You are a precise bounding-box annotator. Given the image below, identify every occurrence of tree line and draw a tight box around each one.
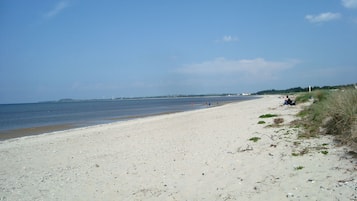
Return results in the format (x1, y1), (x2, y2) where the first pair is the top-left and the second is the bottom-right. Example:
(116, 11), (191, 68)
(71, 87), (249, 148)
(255, 84), (356, 95)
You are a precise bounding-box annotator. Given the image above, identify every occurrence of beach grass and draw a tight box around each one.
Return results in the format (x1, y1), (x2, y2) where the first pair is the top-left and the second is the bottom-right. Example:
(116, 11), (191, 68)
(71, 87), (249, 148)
(295, 93), (311, 103)
(295, 90), (330, 104)
(249, 137), (261, 142)
(295, 88), (357, 149)
(259, 114), (278, 118)
(321, 150), (329, 155)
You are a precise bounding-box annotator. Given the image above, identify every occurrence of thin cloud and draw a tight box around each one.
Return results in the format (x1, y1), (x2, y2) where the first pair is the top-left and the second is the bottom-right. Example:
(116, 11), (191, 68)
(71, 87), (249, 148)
(223, 35), (239, 42)
(173, 58), (300, 92)
(177, 57), (299, 79)
(44, 1), (69, 19)
(342, 0), (357, 9)
(305, 12), (341, 23)
(216, 35), (239, 43)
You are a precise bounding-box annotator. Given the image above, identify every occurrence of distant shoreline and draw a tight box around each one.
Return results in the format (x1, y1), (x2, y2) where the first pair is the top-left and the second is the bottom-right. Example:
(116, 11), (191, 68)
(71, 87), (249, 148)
(1, 94), (251, 105)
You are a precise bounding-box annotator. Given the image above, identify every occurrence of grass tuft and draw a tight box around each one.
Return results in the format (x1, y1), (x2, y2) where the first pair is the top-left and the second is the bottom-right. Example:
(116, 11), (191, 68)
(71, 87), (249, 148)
(294, 166), (304, 170)
(259, 114), (278, 118)
(321, 151), (328, 155)
(249, 137), (261, 142)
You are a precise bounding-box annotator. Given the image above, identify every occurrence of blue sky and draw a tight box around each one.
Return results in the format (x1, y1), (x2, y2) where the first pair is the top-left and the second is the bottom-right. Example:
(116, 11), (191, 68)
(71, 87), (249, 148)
(1, 0), (357, 103)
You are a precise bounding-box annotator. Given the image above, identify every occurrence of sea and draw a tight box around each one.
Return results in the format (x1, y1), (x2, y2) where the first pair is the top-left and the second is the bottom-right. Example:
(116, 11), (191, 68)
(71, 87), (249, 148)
(0, 96), (258, 140)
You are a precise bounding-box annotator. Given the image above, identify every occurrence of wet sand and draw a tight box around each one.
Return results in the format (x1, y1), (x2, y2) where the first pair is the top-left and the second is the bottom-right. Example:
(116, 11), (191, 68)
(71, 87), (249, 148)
(0, 124), (74, 141)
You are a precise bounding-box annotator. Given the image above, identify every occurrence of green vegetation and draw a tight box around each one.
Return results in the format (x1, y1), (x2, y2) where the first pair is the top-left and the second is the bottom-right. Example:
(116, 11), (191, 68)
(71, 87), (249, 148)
(255, 84), (354, 95)
(295, 88), (357, 149)
(294, 93), (311, 103)
(295, 90), (330, 104)
(259, 114), (278, 118)
(257, 121), (266, 124)
(321, 151), (328, 155)
(249, 137), (261, 142)
(295, 90), (332, 137)
(294, 166), (304, 170)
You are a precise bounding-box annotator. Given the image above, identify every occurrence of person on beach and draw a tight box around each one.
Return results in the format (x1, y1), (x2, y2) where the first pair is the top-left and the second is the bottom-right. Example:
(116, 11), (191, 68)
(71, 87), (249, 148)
(284, 96), (295, 105)
(284, 96), (289, 105)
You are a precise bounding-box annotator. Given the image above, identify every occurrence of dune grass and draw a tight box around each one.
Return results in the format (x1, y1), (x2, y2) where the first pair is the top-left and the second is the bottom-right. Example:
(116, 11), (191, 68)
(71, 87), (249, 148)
(295, 88), (357, 149)
(295, 90), (330, 104)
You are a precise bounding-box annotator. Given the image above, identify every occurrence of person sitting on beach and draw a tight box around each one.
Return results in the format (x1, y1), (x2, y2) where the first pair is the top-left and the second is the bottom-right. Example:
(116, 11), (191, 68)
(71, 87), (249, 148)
(284, 96), (291, 105)
(284, 96), (295, 105)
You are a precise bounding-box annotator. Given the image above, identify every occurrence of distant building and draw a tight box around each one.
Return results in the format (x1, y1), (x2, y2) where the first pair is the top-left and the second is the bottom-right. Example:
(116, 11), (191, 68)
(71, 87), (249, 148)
(241, 93), (251, 96)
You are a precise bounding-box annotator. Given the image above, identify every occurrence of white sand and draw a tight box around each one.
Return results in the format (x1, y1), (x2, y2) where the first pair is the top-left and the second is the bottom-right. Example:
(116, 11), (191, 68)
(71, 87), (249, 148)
(0, 96), (356, 201)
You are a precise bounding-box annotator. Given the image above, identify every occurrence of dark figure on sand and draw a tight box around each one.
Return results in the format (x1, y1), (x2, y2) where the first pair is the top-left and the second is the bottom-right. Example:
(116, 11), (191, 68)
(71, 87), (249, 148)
(284, 96), (295, 105)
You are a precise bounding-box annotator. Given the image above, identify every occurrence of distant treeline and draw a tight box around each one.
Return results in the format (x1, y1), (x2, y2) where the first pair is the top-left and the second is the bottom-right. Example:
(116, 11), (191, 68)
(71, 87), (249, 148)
(255, 84), (356, 95)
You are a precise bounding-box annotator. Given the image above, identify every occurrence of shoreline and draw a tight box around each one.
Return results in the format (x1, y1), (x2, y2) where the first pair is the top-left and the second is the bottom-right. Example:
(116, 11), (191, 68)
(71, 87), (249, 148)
(0, 98), (257, 141)
(0, 96), (258, 141)
(0, 95), (356, 200)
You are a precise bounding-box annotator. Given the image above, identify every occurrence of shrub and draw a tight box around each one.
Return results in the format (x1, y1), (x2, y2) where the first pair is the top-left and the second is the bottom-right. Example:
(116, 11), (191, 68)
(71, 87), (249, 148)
(258, 121), (266, 124)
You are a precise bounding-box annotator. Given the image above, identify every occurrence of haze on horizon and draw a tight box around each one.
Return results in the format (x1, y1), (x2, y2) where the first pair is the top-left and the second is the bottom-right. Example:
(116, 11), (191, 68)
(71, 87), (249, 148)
(1, 0), (357, 104)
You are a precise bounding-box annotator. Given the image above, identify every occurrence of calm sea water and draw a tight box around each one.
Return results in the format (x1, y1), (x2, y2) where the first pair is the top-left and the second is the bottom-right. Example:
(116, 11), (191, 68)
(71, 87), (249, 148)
(0, 96), (257, 137)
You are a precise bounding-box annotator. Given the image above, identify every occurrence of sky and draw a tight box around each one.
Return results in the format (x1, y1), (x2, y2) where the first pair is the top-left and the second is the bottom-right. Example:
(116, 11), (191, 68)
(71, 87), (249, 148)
(1, 0), (357, 103)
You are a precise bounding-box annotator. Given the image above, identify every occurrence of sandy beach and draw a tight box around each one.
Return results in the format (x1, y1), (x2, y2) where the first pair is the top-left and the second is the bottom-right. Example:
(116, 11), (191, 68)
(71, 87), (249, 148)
(0, 96), (356, 201)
